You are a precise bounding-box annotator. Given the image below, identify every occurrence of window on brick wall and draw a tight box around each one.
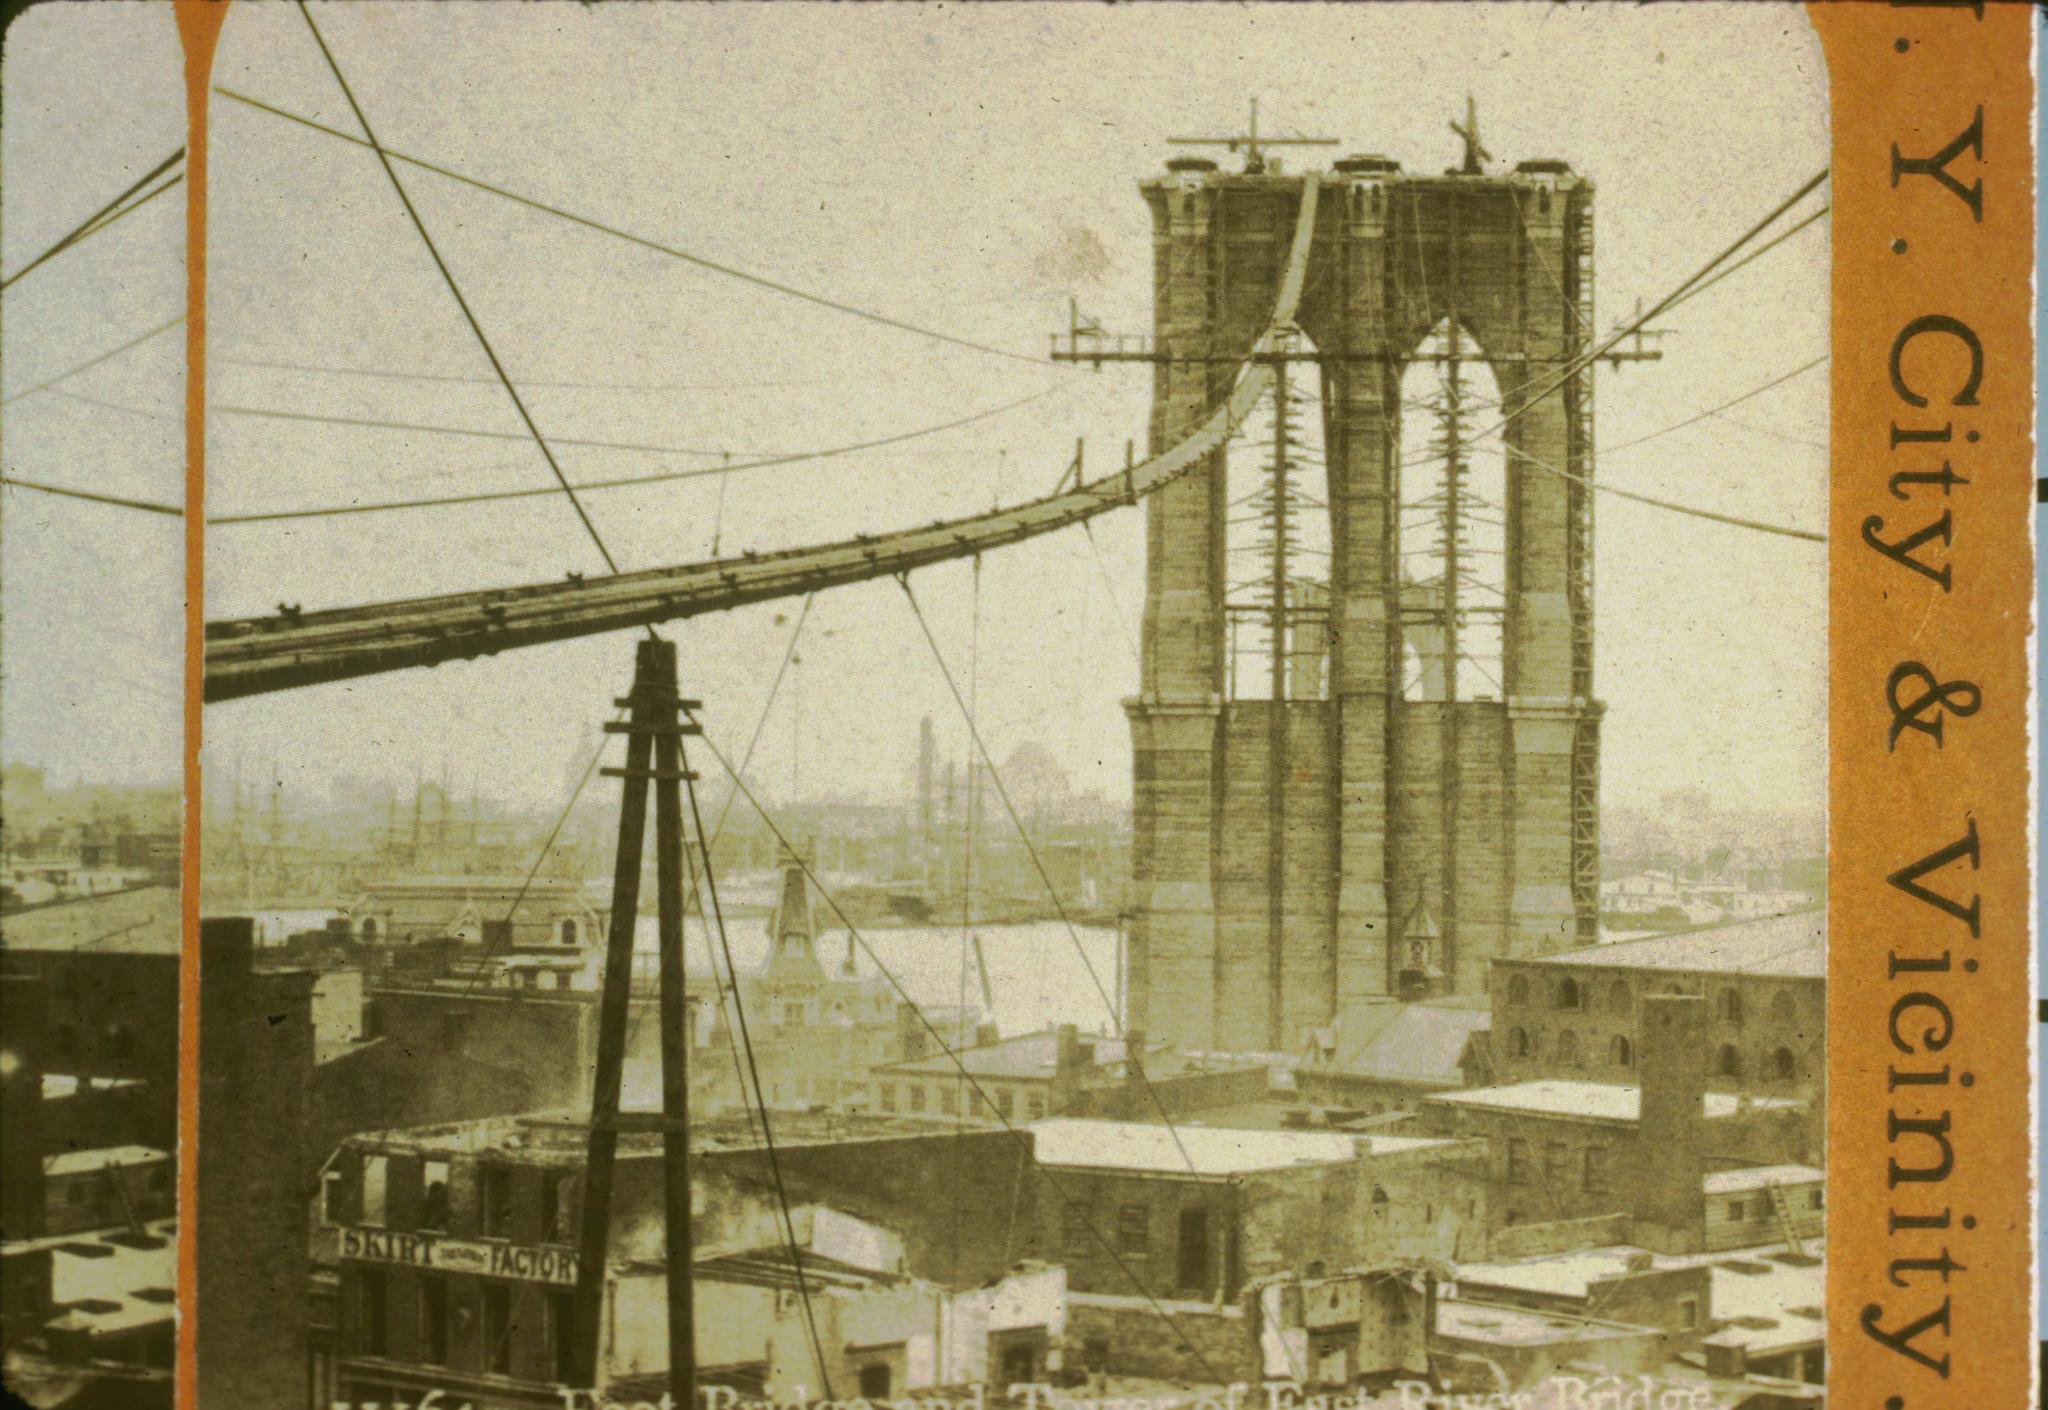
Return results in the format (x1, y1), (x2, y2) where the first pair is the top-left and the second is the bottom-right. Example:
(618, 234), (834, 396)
(542, 1171), (575, 1244)
(421, 1160), (450, 1232)
(481, 1165), (512, 1239)
(361, 1155), (389, 1228)
(1728, 1200), (1746, 1221)
(1583, 1147), (1609, 1194)
(358, 1269), (388, 1357)
(1543, 1143), (1566, 1184)
(880, 1082), (898, 1113)
(1506, 1139), (1530, 1182)
(909, 1084), (928, 1114)
(1116, 1204), (1149, 1254)
(1065, 1204), (1094, 1257)
(420, 1276), (450, 1365)
(547, 1288), (576, 1384)
(482, 1282), (512, 1374)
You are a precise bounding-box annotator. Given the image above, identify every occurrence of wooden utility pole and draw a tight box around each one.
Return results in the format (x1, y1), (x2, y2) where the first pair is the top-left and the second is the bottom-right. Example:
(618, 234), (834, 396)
(570, 636), (697, 1405)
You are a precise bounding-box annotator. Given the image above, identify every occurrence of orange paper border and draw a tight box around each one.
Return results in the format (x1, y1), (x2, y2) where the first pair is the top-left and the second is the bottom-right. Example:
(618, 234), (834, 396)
(174, 4), (225, 1409)
(1815, 4), (2036, 1408)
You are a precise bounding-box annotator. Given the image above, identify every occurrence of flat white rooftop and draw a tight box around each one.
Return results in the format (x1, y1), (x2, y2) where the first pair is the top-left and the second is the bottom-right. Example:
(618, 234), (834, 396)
(1428, 1080), (1801, 1122)
(1454, 1240), (1825, 1314)
(1029, 1118), (1453, 1175)
(1703, 1163), (1824, 1194)
(44, 1145), (169, 1178)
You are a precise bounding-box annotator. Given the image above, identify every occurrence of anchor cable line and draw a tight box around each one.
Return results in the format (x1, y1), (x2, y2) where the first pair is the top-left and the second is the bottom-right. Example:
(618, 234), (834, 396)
(690, 728), (1230, 1384)
(0, 477), (181, 517)
(222, 352), (826, 393)
(898, 574), (1203, 1176)
(2, 147), (185, 291)
(216, 84), (1060, 371)
(1, 314), (184, 406)
(206, 385), (1060, 524)
(292, 0), (621, 576)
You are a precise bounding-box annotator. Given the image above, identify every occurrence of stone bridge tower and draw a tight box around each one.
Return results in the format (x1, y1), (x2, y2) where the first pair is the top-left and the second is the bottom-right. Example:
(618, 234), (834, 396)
(1125, 148), (1602, 1053)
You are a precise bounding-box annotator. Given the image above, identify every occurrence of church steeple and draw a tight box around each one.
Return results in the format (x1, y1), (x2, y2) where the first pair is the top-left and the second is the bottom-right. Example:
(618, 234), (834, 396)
(761, 842), (826, 987)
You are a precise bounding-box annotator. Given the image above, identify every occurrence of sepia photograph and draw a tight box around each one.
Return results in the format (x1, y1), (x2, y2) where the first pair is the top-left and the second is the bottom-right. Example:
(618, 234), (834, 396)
(4, 4), (1845, 1408)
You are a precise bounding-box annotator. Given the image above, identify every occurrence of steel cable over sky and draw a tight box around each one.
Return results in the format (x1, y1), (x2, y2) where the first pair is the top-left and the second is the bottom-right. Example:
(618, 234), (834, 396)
(202, 176), (1323, 701)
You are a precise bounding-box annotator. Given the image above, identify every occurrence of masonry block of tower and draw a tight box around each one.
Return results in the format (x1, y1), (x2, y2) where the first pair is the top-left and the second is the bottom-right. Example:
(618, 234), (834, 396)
(1325, 169), (1400, 1012)
(1125, 150), (1603, 1051)
(1124, 167), (1226, 1047)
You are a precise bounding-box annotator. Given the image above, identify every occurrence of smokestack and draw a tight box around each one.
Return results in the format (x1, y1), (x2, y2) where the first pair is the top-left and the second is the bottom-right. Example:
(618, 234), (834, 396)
(897, 1001), (931, 1064)
(1634, 992), (1708, 1254)
(1052, 1024), (1083, 1115)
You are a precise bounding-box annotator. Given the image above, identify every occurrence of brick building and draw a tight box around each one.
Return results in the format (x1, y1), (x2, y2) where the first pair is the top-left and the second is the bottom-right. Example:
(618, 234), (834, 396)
(1292, 995), (1495, 1117)
(0, 887), (182, 1149)
(869, 1024), (1166, 1126)
(1418, 994), (1814, 1252)
(1486, 909), (1823, 1096)
(346, 873), (609, 955)
(312, 1108), (1040, 1407)
(1030, 1119), (1485, 1305)
(0, 902), (316, 1406)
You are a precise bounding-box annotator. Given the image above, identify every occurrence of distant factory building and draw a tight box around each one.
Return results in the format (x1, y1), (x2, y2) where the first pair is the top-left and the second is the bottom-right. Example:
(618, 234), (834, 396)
(344, 873), (609, 955)
(868, 1024), (1166, 1125)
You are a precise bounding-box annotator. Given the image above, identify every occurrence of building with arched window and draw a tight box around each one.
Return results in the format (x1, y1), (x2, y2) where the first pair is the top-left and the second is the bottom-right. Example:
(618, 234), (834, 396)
(344, 874), (608, 962)
(1487, 908), (1822, 1099)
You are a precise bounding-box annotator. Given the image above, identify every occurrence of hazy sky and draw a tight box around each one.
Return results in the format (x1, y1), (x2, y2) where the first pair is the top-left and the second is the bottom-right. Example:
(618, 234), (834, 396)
(2, 4), (185, 788)
(5, 3), (1828, 829)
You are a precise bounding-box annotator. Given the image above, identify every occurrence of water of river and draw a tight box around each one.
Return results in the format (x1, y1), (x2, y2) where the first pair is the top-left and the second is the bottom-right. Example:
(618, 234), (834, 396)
(246, 908), (1125, 1039)
(636, 913), (1125, 1039)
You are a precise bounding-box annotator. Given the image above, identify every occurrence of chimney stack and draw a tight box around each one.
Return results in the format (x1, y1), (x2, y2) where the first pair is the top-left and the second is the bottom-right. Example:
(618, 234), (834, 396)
(1052, 1023), (1083, 1114)
(1633, 992), (1708, 1254)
